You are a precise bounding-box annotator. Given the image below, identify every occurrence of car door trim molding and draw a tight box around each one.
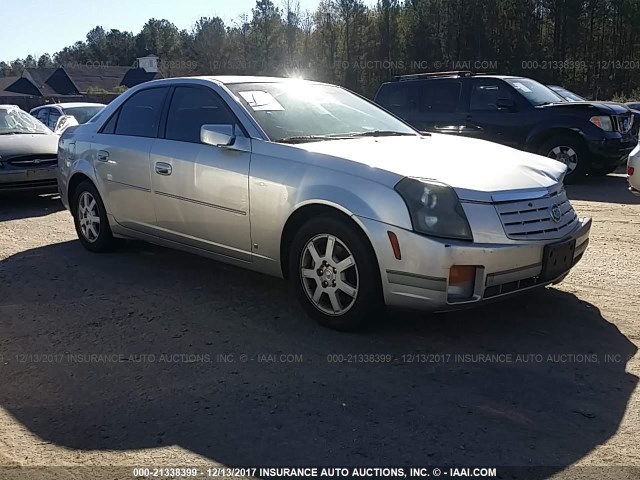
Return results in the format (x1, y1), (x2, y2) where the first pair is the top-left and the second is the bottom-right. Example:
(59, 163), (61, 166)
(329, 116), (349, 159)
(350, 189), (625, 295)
(153, 190), (247, 216)
(106, 179), (151, 192)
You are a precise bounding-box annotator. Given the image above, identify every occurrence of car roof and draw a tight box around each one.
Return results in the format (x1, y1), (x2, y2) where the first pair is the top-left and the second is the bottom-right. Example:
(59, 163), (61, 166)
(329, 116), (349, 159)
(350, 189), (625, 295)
(133, 75), (328, 88)
(388, 74), (525, 84)
(0, 104), (21, 110)
(33, 102), (106, 110)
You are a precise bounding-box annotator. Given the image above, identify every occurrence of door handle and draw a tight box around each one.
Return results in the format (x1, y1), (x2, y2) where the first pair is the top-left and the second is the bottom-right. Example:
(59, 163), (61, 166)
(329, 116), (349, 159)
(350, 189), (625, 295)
(97, 150), (109, 162)
(155, 162), (172, 176)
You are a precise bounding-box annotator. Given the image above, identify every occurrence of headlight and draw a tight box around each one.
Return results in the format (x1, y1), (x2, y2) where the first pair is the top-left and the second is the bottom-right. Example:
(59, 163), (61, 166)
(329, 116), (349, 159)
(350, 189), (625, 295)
(395, 177), (473, 241)
(590, 115), (614, 131)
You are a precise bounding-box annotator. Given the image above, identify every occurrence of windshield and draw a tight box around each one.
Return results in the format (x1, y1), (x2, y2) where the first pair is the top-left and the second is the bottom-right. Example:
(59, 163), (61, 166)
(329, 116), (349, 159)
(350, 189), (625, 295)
(550, 86), (585, 102)
(0, 108), (50, 135)
(227, 81), (416, 142)
(63, 106), (104, 124)
(505, 78), (565, 106)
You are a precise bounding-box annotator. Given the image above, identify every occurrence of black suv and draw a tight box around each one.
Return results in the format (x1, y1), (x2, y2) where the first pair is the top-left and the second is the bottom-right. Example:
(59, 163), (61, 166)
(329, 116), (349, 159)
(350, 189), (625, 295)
(375, 71), (639, 181)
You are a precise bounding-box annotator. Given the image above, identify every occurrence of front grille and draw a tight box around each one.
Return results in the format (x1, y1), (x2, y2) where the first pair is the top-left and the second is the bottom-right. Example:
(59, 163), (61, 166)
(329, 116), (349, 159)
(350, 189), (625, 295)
(612, 114), (634, 133)
(494, 185), (578, 241)
(0, 179), (58, 191)
(4, 154), (58, 168)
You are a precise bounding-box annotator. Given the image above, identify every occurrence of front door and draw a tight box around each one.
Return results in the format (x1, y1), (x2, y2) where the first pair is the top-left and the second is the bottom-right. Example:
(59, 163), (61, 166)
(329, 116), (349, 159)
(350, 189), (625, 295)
(149, 85), (252, 261)
(463, 79), (526, 146)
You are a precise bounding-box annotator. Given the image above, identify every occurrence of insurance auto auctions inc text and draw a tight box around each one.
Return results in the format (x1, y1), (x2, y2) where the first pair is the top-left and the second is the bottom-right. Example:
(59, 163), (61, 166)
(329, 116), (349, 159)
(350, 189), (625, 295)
(257, 467), (497, 478)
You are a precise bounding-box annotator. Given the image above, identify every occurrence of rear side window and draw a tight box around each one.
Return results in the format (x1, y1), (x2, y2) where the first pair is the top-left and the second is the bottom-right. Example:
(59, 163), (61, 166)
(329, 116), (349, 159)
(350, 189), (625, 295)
(165, 86), (236, 143)
(420, 82), (461, 112)
(115, 88), (169, 138)
(470, 81), (514, 111)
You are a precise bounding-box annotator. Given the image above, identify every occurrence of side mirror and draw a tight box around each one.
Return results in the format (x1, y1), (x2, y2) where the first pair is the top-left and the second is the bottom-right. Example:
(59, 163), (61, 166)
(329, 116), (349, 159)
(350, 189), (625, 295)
(54, 115), (79, 135)
(496, 98), (516, 111)
(201, 124), (236, 147)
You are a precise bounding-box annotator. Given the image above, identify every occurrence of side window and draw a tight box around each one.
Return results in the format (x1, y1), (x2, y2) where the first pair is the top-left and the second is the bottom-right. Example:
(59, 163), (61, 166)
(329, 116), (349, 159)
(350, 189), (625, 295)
(48, 109), (61, 130)
(420, 82), (461, 113)
(386, 85), (408, 110)
(36, 109), (49, 126)
(115, 87), (169, 138)
(470, 81), (513, 111)
(165, 86), (236, 143)
(101, 111), (119, 135)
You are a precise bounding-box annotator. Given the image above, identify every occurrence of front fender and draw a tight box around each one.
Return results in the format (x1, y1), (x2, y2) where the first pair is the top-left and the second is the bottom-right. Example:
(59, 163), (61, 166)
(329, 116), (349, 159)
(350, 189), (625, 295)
(525, 117), (594, 151)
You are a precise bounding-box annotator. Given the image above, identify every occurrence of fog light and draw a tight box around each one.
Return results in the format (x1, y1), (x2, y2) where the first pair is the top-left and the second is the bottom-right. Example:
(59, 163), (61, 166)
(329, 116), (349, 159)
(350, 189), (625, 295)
(448, 265), (476, 302)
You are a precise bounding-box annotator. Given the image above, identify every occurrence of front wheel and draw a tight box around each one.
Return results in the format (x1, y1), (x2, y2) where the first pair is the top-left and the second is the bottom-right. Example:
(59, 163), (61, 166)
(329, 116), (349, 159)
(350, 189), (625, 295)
(539, 135), (589, 183)
(289, 216), (382, 331)
(72, 180), (118, 253)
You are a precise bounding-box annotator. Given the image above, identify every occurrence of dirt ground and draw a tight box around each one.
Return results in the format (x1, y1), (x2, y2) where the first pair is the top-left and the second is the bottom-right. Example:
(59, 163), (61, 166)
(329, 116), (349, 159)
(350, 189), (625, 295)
(0, 174), (638, 480)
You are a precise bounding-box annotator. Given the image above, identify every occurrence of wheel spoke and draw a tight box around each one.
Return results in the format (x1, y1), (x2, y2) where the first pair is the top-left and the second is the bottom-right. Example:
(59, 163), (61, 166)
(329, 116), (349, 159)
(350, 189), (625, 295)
(327, 289), (341, 313)
(88, 224), (99, 239)
(307, 242), (321, 267)
(88, 198), (96, 212)
(301, 268), (317, 279)
(89, 215), (100, 224)
(325, 235), (336, 262)
(337, 280), (357, 298)
(336, 255), (355, 273)
(312, 286), (323, 303)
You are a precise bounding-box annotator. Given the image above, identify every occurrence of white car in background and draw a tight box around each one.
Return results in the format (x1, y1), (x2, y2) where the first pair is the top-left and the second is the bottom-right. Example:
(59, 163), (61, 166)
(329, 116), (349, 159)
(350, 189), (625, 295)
(628, 143), (640, 196)
(30, 102), (105, 132)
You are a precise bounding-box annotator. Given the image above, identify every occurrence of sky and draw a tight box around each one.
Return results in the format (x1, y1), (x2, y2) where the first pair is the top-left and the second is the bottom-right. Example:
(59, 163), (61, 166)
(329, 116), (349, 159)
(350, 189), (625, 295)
(0, 0), (363, 61)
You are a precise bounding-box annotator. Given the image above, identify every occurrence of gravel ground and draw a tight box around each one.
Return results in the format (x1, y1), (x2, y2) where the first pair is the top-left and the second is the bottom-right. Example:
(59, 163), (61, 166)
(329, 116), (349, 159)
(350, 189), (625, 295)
(0, 174), (638, 480)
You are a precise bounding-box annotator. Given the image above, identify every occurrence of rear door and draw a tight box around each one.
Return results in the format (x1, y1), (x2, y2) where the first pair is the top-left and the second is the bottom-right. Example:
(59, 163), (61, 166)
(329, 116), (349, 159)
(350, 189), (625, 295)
(413, 80), (465, 134)
(93, 87), (169, 234)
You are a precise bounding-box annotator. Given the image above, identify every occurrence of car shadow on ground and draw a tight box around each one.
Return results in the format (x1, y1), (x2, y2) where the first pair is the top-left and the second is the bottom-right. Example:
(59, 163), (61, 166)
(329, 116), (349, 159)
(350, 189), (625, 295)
(0, 192), (64, 221)
(566, 174), (640, 204)
(0, 239), (637, 477)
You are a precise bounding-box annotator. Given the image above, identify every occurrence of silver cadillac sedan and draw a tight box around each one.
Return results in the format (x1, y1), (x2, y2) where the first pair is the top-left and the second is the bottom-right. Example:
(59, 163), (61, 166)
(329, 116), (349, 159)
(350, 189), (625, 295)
(57, 76), (591, 330)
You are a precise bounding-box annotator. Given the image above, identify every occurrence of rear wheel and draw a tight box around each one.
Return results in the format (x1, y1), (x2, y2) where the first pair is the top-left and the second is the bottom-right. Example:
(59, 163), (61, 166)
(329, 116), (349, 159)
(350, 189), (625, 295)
(289, 216), (382, 331)
(539, 135), (589, 183)
(72, 181), (118, 253)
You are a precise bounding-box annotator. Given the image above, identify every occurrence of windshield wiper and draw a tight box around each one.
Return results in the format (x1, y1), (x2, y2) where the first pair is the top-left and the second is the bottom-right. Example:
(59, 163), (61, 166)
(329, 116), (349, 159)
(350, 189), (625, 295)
(276, 131), (417, 144)
(341, 130), (417, 138)
(276, 135), (352, 144)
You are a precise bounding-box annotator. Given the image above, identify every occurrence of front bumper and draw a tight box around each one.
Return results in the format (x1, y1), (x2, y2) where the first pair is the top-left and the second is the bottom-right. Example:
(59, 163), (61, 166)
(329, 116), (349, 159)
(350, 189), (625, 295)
(0, 165), (58, 192)
(628, 145), (640, 196)
(587, 132), (637, 168)
(359, 216), (591, 311)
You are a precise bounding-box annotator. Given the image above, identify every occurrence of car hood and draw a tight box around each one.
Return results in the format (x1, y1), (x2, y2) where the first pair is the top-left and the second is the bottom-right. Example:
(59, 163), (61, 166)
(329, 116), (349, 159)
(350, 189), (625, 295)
(540, 101), (631, 115)
(295, 134), (565, 201)
(0, 134), (59, 157)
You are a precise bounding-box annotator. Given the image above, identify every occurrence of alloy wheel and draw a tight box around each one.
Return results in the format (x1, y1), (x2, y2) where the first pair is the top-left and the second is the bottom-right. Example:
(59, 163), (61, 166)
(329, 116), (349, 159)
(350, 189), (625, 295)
(548, 145), (578, 173)
(77, 191), (101, 243)
(300, 234), (359, 316)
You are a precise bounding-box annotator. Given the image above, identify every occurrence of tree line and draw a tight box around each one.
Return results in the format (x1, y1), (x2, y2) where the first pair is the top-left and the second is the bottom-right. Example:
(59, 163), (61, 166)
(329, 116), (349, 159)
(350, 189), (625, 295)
(2, 0), (640, 100)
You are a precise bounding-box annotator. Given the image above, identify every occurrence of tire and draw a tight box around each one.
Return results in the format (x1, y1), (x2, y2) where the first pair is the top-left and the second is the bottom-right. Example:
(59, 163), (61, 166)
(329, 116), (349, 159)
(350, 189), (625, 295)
(71, 180), (118, 253)
(289, 216), (382, 331)
(539, 135), (590, 184)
